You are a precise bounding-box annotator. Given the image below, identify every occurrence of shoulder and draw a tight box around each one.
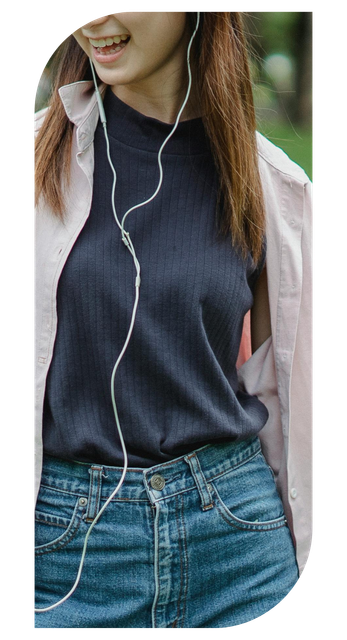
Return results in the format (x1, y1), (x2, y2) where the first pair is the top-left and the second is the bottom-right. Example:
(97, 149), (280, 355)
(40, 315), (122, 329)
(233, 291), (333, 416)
(34, 106), (50, 136)
(256, 131), (310, 186)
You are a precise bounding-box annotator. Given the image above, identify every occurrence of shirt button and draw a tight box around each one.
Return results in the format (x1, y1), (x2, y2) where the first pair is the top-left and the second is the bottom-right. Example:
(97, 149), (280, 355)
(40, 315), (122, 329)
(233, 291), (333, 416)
(290, 488), (297, 499)
(150, 474), (166, 491)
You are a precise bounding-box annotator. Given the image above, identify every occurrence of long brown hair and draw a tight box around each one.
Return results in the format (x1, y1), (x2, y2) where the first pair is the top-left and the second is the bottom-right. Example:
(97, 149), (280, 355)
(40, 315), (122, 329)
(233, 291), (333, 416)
(35, 12), (265, 264)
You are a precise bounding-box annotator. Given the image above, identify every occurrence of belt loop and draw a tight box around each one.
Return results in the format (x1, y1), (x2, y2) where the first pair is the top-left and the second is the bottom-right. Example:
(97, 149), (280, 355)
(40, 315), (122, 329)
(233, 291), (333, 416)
(184, 453), (214, 511)
(85, 465), (104, 522)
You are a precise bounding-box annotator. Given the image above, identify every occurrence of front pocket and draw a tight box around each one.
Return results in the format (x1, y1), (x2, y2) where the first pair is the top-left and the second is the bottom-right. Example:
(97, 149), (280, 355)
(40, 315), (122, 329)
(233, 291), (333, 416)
(209, 450), (287, 532)
(35, 486), (88, 555)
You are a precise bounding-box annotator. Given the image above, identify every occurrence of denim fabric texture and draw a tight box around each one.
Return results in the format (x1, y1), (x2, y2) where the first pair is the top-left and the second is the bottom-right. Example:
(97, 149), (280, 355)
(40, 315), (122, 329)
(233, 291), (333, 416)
(35, 437), (299, 628)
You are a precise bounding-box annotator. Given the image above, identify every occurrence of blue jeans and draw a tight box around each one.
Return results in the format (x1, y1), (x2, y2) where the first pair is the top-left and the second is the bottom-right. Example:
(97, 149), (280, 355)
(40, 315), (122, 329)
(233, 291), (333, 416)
(35, 437), (299, 628)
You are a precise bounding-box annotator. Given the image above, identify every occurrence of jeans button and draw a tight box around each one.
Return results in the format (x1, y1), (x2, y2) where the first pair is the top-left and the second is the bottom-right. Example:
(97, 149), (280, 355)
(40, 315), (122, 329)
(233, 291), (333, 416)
(79, 497), (88, 506)
(150, 474), (165, 491)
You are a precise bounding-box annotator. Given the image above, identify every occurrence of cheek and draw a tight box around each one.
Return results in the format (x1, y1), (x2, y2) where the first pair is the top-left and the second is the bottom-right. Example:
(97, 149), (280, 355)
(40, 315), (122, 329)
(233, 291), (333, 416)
(73, 31), (91, 57)
(122, 36), (159, 70)
(142, 36), (184, 71)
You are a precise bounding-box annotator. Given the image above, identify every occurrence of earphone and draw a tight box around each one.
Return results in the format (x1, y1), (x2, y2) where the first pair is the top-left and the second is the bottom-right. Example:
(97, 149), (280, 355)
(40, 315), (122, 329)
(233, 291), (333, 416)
(35, 12), (200, 613)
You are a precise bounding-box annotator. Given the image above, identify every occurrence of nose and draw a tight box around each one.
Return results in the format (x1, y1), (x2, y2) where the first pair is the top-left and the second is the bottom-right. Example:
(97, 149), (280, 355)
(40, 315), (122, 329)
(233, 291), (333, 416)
(82, 9), (127, 37)
(86, 15), (110, 27)
(82, 11), (121, 37)
(86, 9), (129, 26)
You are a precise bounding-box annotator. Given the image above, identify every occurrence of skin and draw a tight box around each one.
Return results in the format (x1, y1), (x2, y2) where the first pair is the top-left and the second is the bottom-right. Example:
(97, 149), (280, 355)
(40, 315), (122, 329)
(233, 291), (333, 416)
(73, 12), (200, 123)
(74, 12), (271, 353)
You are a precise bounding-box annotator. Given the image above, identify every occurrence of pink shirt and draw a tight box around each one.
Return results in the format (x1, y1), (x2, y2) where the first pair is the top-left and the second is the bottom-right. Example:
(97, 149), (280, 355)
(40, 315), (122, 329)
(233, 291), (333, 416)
(35, 80), (312, 575)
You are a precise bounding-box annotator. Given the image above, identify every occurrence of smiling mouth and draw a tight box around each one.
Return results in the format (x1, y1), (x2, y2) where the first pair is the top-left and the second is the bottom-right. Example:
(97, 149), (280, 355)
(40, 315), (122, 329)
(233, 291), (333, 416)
(89, 34), (130, 54)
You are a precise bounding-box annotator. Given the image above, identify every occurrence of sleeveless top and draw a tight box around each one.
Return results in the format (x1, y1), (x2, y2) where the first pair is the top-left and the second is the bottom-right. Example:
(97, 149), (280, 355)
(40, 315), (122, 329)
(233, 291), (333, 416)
(42, 87), (268, 467)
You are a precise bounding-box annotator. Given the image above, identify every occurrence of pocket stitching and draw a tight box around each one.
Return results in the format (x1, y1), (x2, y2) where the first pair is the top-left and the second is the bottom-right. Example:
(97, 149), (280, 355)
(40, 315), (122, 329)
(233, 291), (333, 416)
(211, 482), (287, 532)
(213, 487), (287, 531)
(35, 499), (86, 556)
(35, 511), (70, 529)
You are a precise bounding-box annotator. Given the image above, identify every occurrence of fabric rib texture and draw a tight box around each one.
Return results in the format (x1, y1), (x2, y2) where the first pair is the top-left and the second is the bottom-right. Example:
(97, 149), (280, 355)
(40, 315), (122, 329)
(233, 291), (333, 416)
(42, 87), (268, 467)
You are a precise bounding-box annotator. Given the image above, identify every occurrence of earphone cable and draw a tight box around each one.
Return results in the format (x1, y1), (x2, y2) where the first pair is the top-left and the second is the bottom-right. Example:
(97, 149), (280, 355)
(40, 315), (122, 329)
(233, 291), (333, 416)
(35, 12), (200, 613)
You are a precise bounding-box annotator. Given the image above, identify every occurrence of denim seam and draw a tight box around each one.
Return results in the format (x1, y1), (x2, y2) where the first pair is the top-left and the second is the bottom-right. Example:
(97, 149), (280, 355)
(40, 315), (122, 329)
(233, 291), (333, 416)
(193, 456), (214, 511)
(39, 484), (88, 499)
(186, 453), (214, 511)
(35, 515), (67, 530)
(148, 486), (197, 503)
(171, 495), (188, 629)
(101, 497), (151, 504)
(152, 502), (160, 628)
(85, 467), (103, 522)
(205, 447), (262, 483)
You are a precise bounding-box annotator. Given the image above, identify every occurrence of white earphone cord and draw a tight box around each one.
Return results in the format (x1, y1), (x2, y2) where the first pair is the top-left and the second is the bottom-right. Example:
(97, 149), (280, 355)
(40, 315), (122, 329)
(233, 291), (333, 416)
(35, 12), (200, 613)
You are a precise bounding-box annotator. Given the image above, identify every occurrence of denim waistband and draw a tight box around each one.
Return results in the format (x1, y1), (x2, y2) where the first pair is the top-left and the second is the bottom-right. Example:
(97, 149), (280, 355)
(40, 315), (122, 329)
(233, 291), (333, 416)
(40, 437), (262, 513)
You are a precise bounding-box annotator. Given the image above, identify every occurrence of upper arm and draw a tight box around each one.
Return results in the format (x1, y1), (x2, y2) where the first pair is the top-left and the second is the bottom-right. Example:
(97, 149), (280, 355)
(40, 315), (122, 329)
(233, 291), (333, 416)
(250, 264), (272, 354)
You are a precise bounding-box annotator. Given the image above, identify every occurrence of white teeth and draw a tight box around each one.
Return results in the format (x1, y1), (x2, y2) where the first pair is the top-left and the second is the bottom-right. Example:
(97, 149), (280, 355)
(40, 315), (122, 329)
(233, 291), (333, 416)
(97, 45), (123, 55)
(90, 37), (105, 47)
(89, 34), (129, 47)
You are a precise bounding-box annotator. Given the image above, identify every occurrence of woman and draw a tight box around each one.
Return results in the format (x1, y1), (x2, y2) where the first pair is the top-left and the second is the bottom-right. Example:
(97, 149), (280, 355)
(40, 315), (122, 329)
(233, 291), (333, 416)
(34, 12), (312, 628)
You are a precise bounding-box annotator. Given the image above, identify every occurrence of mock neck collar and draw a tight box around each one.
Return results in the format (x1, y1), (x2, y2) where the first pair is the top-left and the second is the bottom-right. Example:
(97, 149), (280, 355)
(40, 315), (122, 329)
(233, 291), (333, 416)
(102, 86), (209, 155)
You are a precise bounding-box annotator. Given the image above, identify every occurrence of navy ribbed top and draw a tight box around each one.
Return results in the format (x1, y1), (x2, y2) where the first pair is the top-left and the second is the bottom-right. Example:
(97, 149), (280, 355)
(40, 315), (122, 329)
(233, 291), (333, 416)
(42, 87), (268, 467)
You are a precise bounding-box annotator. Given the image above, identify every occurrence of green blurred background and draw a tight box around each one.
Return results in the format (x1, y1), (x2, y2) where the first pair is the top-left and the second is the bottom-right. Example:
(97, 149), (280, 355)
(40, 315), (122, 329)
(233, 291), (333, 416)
(244, 12), (312, 179)
(35, 12), (312, 180)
